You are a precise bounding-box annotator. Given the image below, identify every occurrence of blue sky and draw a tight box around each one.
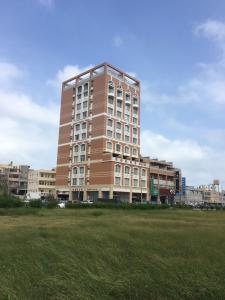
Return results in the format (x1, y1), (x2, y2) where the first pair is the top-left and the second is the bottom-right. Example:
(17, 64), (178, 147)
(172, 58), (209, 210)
(0, 0), (225, 187)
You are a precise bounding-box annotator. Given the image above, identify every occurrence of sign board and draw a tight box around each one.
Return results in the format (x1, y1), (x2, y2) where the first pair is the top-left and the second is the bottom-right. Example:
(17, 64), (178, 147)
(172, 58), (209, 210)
(150, 178), (159, 196)
(182, 177), (186, 195)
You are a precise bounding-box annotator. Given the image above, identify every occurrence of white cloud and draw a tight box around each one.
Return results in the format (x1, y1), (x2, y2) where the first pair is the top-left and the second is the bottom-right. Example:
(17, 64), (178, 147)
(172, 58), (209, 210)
(37, 0), (54, 9)
(195, 19), (225, 47)
(113, 35), (123, 48)
(0, 91), (58, 126)
(0, 62), (24, 86)
(141, 130), (225, 186)
(0, 61), (59, 169)
(142, 20), (225, 108)
(47, 64), (93, 91)
(140, 19), (225, 185)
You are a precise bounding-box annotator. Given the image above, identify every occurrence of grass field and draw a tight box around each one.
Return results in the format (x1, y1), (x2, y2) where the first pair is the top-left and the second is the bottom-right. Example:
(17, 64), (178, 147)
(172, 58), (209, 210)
(1, 208), (225, 300)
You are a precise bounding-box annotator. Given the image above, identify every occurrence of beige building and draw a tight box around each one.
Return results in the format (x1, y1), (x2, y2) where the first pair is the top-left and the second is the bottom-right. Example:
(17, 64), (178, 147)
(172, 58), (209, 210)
(0, 162), (29, 196)
(27, 169), (56, 198)
(56, 62), (181, 202)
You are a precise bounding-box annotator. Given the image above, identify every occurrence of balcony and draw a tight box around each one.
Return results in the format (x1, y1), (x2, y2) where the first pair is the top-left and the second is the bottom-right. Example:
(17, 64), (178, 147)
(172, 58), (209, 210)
(125, 96), (131, 104)
(108, 89), (114, 97)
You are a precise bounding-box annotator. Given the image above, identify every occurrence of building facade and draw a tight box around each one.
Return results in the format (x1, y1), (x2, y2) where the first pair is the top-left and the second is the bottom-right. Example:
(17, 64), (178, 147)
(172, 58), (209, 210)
(56, 63), (181, 202)
(0, 162), (29, 196)
(176, 186), (204, 205)
(27, 169), (56, 198)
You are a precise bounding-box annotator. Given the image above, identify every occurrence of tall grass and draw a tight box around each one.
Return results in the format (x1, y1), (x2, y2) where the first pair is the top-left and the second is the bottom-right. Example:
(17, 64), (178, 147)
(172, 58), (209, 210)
(0, 209), (225, 299)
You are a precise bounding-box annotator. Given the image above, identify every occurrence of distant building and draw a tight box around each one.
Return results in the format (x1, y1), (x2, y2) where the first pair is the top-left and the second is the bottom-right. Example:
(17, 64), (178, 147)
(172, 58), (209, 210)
(176, 186), (203, 205)
(176, 182), (223, 205)
(27, 169), (56, 198)
(0, 162), (29, 196)
(220, 191), (225, 204)
(55, 62), (182, 202)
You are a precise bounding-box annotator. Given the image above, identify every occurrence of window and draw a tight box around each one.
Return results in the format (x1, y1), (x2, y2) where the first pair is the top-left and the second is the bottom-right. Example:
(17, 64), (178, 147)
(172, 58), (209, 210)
(133, 117), (137, 124)
(74, 145), (79, 152)
(125, 114), (130, 122)
(108, 107), (113, 115)
(115, 177), (121, 185)
(125, 104), (130, 112)
(81, 144), (86, 152)
(133, 127), (138, 135)
(125, 166), (130, 174)
(125, 125), (130, 133)
(84, 83), (88, 91)
(125, 135), (130, 142)
(73, 156), (78, 163)
(77, 86), (82, 94)
(83, 101), (88, 109)
(117, 111), (122, 119)
(75, 124), (80, 131)
(133, 107), (138, 115)
(141, 180), (146, 188)
(80, 155), (85, 162)
(77, 103), (81, 110)
(108, 81), (114, 93)
(142, 169), (146, 177)
(124, 178), (130, 186)
(107, 142), (112, 150)
(117, 88), (122, 98)
(133, 168), (138, 175)
(116, 122), (121, 130)
(107, 130), (113, 138)
(73, 167), (78, 175)
(117, 100), (122, 108)
(75, 134), (79, 141)
(80, 167), (84, 174)
(107, 119), (113, 127)
(72, 178), (77, 186)
(116, 144), (121, 152)
(76, 113), (80, 120)
(125, 93), (130, 102)
(133, 148), (137, 156)
(133, 137), (137, 144)
(77, 94), (81, 100)
(79, 178), (84, 185)
(108, 96), (114, 105)
(82, 122), (86, 130)
(116, 132), (121, 140)
(82, 133), (86, 140)
(133, 179), (138, 187)
(83, 91), (88, 97)
(133, 97), (138, 105)
(115, 164), (121, 173)
(124, 146), (129, 154)
(83, 111), (87, 118)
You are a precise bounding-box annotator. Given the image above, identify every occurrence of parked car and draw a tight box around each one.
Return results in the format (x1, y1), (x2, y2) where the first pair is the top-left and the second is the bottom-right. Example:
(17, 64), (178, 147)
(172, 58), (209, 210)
(58, 201), (66, 208)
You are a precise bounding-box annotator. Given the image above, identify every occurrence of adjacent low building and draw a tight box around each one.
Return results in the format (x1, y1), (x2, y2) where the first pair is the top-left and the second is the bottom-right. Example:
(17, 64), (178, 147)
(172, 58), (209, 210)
(27, 169), (56, 199)
(0, 162), (29, 196)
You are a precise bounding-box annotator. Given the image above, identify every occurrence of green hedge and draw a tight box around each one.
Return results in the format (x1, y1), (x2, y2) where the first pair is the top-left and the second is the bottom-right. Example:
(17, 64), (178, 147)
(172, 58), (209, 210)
(0, 195), (24, 208)
(66, 202), (172, 209)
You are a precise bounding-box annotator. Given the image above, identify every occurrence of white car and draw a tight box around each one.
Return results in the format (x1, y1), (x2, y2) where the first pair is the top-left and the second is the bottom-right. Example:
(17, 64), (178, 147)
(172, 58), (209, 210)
(58, 202), (66, 208)
(82, 200), (94, 204)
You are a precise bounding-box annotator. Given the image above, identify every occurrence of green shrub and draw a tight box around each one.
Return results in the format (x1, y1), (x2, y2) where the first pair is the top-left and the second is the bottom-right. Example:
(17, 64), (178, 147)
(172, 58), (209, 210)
(45, 194), (58, 208)
(29, 199), (42, 208)
(0, 195), (24, 208)
(65, 202), (172, 210)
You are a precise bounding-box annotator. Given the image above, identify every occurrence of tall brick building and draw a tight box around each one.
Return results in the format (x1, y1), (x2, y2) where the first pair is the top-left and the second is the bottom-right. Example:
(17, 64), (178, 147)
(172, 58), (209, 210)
(56, 63), (181, 202)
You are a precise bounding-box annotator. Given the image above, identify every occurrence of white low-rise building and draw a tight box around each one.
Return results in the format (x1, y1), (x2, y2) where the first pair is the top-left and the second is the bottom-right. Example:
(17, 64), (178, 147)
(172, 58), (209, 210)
(27, 169), (55, 199)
